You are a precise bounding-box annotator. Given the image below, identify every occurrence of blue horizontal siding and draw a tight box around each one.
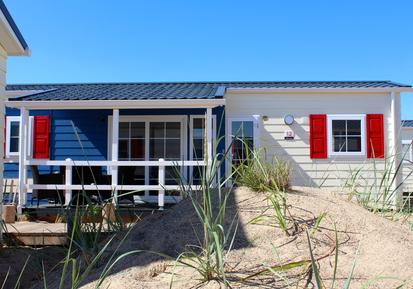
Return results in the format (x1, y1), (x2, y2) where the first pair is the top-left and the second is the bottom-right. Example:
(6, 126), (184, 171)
(50, 110), (110, 161)
(4, 107), (225, 179)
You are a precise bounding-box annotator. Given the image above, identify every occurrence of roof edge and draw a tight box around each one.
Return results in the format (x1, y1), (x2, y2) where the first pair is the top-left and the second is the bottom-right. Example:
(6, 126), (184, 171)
(0, 0), (28, 53)
(6, 80), (412, 87)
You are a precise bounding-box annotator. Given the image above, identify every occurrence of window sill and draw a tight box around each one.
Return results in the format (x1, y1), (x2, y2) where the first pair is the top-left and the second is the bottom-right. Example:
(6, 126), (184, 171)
(327, 155), (367, 162)
(5, 157), (19, 163)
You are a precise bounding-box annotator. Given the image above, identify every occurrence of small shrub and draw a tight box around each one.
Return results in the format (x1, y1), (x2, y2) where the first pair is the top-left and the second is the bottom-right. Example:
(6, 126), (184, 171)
(343, 152), (410, 215)
(235, 148), (291, 193)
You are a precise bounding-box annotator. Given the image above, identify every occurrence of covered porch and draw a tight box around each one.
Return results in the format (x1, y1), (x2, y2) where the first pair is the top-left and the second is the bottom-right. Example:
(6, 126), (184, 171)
(5, 98), (225, 214)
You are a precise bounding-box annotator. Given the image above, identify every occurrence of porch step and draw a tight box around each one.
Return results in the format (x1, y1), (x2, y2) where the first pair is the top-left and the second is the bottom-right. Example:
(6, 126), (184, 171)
(4, 222), (67, 246)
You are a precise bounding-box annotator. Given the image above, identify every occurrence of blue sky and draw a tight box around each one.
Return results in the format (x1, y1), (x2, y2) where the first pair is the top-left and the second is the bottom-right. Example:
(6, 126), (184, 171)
(4, 0), (413, 118)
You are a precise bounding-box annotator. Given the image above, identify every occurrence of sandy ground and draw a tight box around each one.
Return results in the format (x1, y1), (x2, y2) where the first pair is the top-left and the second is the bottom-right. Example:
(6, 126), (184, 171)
(0, 245), (66, 288)
(32, 186), (413, 289)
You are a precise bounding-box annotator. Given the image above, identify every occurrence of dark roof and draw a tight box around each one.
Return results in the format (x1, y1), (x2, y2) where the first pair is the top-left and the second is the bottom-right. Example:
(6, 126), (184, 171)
(0, 0), (28, 50)
(6, 81), (411, 101)
(402, 120), (413, 128)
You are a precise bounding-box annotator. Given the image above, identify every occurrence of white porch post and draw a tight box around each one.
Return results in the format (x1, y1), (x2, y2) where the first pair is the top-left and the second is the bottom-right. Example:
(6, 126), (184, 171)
(111, 109), (119, 204)
(206, 108), (213, 178)
(64, 158), (73, 206)
(17, 107), (29, 215)
(158, 158), (165, 210)
(390, 92), (402, 204)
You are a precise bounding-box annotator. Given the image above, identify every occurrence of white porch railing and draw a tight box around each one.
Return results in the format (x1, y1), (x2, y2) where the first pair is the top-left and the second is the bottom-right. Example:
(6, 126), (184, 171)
(24, 158), (206, 209)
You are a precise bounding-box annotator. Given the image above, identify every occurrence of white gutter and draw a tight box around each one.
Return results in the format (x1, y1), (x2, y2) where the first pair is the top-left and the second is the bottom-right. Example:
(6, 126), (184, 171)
(5, 98), (226, 110)
(226, 87), (413, 93)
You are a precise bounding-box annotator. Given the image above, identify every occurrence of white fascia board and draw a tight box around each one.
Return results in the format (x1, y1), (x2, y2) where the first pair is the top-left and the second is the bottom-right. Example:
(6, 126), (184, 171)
(0, 9), (28, 56)
(226, 87), (413, 93)
(5, 98), (226, 110)
(5, 90), (48, 99)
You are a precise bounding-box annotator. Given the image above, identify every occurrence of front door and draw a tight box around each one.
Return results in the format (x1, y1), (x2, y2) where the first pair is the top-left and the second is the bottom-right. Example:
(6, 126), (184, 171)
(227, 116), (259, 178)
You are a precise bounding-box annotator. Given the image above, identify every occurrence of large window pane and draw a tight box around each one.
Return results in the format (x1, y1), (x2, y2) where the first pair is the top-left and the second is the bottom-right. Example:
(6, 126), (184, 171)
(347, 137), (361, 152)
(150, 139), (164, 160)
(193, 118), (204, 139)
(10, 121), (19, 137)
(232, 121), (243, 137)
(347, 120), (361, 135)
(193, 139), (204, 160)
(119, 122), (129, 138)
(332, 120), (346, 136)
(10, 138), (19, 153)
(242, 122), (254, 138)
(119, 139), (129, 160)
(165, 139), (180, 159)
(333, 137), (346, 152)
(166, 122), (180, 138)
(130, 139), (145, 160)
(150, 122), (165, 138)
(131, 122), (145, 138)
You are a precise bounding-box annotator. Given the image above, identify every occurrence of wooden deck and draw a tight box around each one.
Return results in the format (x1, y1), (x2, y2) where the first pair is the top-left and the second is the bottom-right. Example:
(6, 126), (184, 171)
(4, 222), (67, 246)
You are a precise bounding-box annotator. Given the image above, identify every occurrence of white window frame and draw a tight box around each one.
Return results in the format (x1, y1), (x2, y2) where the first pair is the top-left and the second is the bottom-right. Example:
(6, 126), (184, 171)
(189, 115), (217, 182)
(402, 140), (413, 162)
(327, 114), (366, 157)
(108, 115), (187, 162)
(226, 115), (260, 179)
(189, 115), (217, 161)
(5, 116), (34, 159)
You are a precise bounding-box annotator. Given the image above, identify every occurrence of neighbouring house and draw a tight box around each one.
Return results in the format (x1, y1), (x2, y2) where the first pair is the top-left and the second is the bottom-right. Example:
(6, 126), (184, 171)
(4, 81), (413, 212)
(401, 120), (413, 206)
(0, 0), (29, 217)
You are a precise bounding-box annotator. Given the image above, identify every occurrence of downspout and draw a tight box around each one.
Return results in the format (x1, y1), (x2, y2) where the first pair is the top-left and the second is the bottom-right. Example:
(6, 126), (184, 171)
(390, 91), (403, 205)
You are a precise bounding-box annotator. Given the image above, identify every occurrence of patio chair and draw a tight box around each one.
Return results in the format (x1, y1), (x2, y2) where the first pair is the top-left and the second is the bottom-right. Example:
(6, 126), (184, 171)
(71, 166), (112, 204)
(30, 165), (65, 206)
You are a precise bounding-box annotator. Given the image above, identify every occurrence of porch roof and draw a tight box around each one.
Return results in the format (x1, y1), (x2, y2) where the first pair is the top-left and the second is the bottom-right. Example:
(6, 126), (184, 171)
(6, 80), (412, 102)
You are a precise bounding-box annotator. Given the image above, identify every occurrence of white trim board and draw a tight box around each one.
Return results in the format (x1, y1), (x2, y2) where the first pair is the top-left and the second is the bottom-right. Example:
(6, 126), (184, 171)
(6, 99), (226, 110)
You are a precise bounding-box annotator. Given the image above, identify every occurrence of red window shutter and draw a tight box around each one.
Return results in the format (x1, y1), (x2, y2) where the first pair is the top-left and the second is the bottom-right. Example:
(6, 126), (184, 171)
(33, 116), (50, 159)
(366, 114), (384, 158)
(309, 114), (327, 159)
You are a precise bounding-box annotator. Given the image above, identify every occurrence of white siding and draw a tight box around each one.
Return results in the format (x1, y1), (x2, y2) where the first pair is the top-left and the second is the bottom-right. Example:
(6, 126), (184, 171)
(226, 92), (394, 188)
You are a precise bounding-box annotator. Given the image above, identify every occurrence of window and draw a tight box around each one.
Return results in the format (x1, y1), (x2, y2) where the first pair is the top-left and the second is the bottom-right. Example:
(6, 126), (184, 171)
(327, 115), (366, 156)
(149, 122), (182, 189)
(402, 140), (413, 162)
(230, 119), (256, 166)
(149, 122), (181, 161)
(5, 116), (34, 158)
(6, 117), (20, 156)
(119, 122), (145, 161)
(110, 116), (185, 197)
